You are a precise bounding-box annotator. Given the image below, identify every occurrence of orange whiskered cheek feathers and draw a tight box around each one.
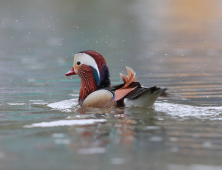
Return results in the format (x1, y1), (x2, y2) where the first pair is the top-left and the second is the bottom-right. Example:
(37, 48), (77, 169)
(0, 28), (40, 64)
(77, 65), (95, 80)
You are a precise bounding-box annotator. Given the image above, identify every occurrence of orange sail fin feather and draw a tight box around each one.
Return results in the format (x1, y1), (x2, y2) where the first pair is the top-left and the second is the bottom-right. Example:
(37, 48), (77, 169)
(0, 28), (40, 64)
(126, 66), (137, 82)
(119, 73), (128, 84)
(113, 67), (140, 102)
(122, 73), (136, 88)
(121, 67), (137, 89)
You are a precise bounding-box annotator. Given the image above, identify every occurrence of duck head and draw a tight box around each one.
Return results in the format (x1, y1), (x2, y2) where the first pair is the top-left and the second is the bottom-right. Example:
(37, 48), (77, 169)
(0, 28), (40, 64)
(65, 50), (111, 105)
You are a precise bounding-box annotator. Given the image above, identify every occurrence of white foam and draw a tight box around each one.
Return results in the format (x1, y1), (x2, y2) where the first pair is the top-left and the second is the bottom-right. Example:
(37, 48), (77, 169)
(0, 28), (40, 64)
(150, 136), (163, 142)
(155, 102), (222, 119)
(32, 102), (48, 105)
(47, 98), (78, 112)
(52, 133), (65, 138)
(77, 147), (106, 154)
(55, 139), (71, 145)
(8, 103), (25, 106)
(24, 119), (106, 128)
(144, 126), (160, 130)
(47, 99), (222, 120)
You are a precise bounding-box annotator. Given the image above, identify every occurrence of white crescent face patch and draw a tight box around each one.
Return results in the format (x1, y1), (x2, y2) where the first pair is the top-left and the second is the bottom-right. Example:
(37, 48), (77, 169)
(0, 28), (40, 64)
(74, 53), (100, 80)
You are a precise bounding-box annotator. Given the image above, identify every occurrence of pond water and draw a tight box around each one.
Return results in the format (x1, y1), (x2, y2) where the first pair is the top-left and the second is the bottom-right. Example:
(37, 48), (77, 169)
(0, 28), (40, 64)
(0, 0), (222, 170)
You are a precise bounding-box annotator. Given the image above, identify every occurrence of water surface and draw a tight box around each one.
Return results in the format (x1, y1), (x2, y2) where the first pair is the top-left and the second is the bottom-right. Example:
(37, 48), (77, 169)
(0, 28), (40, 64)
(0, 0), (222, 170)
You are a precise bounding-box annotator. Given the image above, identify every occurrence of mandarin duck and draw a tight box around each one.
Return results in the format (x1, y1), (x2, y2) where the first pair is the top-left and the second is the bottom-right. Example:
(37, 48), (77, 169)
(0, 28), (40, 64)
(65, 50), (167, 108)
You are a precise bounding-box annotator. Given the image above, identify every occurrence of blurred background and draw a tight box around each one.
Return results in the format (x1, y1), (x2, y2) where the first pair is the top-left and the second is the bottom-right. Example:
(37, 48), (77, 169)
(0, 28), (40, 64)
(0, 0), (222, 104)
(0, 0), (222, 170)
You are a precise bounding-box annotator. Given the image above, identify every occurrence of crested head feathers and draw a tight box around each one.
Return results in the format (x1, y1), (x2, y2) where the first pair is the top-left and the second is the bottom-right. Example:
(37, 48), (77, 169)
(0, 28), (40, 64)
(77, 50), (110, 88)
(79, 50), (107, 72)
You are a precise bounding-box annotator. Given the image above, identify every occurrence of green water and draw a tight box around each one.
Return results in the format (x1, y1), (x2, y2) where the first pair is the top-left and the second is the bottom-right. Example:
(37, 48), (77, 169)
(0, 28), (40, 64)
(0, 0), (222, 169)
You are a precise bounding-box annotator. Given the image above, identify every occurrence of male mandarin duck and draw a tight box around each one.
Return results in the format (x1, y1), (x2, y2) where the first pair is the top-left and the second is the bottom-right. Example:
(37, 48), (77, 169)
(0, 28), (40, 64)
(65, 50), (167, 108)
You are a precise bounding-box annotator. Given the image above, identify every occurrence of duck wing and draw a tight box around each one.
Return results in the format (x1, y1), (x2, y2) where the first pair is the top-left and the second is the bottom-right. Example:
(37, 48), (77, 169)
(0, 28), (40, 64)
(110, 67), (167, 107)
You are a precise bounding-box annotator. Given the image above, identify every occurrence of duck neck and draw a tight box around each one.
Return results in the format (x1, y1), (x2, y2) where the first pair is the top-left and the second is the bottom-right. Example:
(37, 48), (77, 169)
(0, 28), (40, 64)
(79, 75), (98, 105)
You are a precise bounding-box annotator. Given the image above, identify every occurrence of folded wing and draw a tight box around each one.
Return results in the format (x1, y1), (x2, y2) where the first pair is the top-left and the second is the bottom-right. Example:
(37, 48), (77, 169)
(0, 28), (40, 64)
(112, 67), (167, 107)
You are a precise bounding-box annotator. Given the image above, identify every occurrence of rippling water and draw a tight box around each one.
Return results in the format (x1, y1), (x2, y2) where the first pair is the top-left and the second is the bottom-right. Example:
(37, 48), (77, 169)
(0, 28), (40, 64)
(0, 0), (222, 169)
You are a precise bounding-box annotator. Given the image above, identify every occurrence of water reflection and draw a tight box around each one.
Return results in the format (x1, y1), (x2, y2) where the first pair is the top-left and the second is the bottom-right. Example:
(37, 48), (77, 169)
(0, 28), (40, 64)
(0, 0), (222, 169)
(65, 107), (164, 169)
(42, 105), (221, 169)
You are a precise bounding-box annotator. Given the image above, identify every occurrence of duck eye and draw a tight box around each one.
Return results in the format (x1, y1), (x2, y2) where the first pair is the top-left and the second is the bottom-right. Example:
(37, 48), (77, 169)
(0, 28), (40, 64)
(77, 61), (81, 65)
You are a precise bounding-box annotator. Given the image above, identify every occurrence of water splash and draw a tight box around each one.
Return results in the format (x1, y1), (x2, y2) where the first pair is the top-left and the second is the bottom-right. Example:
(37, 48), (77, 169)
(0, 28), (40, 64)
(47, 99), (222, 120)
(155, 102), (222, 119)
(47, 98), (78, 112)
(24, 119), (106, 128)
